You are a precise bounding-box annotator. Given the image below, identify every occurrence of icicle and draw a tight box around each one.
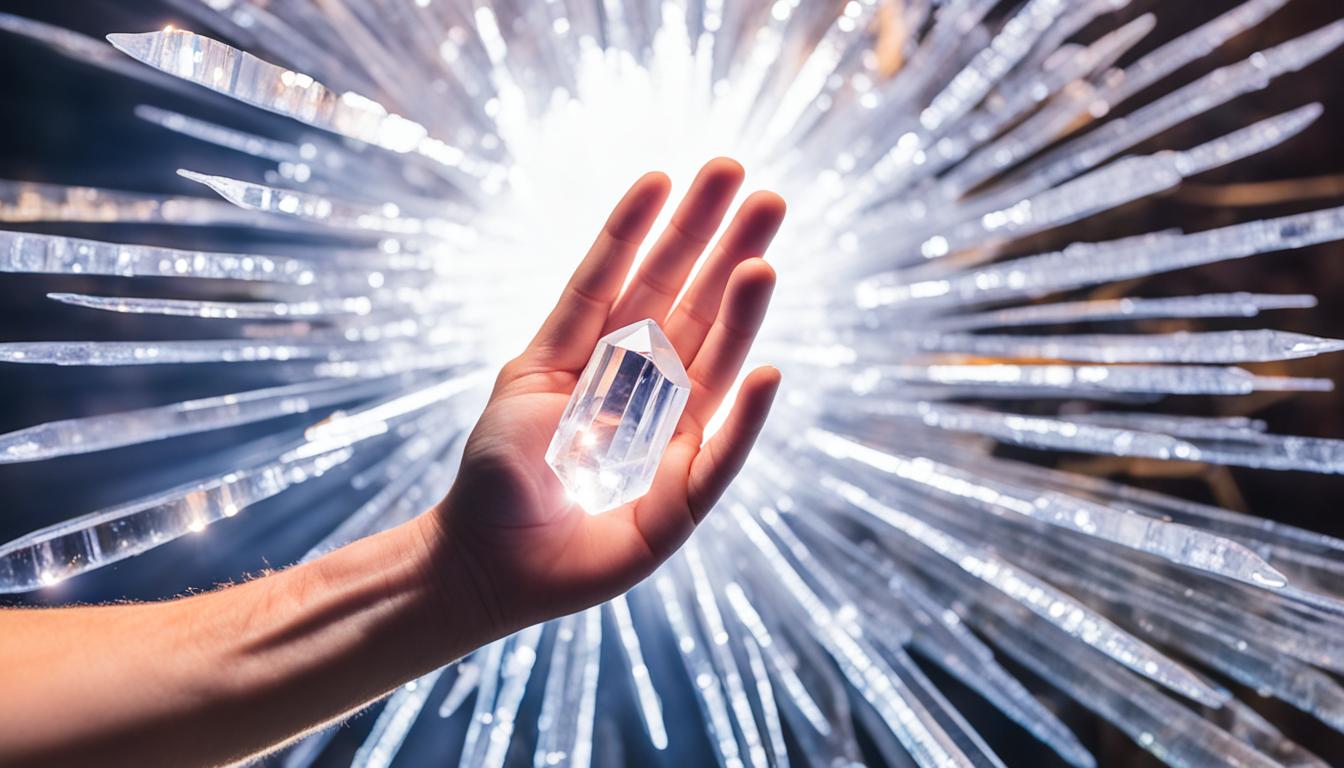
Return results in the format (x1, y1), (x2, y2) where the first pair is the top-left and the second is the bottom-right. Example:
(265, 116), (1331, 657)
(806, 474), (1228, 706)
(438, 660), (481, 719)
(459, 639), (507, 767)
(654, 573), (748, 768)
(134, 104), (305, 163)
(741, 635), (790, 766)
(855, 206), (1344, 310)
(851, 363), (1331, 399)
(685, 543), (771, 768)
(921, 0), (1072, 134)
(930, 293), (1317, 332)
(0, 374), (483, 590)
(972, 610), (1280, 768)
(926, 328), (1344, 364)
(531, 609), (602, 768)
(0, 181), (283, 228)
(178, 170), (477, 242)
(722, 582), (835, 738)
(47, 292), (375, 320)
(1102, 0), (1292, 106)
(0, 339), (388, 366)
(781, 507), (1095, 767)
(0, 230), (324, 284)
(352, 671), (444, 768)
(0, 13), (198, 90)
(810, 429), (1290, 590)
(459, 627), (544, 768)
(730, 505), (976, 767)
(0, 376), (397, 463)
(997, 23), (1344, 200)
(106, 28), (495, 179)
(0, 442), (353, 592)
(608, 594), (669, 750)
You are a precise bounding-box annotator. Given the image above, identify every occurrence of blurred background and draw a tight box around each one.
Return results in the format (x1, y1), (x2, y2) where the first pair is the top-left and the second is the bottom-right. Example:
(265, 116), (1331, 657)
(1, 1), (1342, 765)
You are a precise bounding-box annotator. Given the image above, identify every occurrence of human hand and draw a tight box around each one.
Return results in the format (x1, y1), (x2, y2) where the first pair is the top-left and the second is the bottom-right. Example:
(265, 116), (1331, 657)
(419, 158), (785, 636)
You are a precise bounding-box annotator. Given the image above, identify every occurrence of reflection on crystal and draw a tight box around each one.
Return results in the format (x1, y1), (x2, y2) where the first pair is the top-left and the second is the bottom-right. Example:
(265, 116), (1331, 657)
(546, 320), (690, 514)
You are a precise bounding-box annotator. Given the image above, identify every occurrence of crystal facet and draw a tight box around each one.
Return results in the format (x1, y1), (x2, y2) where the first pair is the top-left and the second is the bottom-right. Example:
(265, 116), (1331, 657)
(546, 319), (691, 514)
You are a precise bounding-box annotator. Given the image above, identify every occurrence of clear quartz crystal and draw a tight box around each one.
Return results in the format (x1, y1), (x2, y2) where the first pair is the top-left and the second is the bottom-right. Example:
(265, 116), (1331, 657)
(547, 319), (691, 514)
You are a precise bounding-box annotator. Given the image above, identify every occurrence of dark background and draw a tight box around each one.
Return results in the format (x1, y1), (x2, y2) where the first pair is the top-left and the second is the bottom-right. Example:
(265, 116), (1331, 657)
(1, 1), (1342, 765)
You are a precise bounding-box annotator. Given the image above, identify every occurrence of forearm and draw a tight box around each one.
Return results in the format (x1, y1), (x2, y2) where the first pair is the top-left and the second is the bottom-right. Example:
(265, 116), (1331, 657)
(0, 513), (487, 767)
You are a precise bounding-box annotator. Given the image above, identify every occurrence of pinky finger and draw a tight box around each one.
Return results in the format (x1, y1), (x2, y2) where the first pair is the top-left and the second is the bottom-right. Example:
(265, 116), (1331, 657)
(686, 366), (782, 520)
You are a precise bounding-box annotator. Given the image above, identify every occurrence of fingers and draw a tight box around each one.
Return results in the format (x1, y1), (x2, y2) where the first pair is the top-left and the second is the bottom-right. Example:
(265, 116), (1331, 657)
(680, 258), (776, 434)
(664, 191), (786, 363)
(606, 158), (745, 332)
(524, 172), (671, 370)
(686, 366), (782, 520)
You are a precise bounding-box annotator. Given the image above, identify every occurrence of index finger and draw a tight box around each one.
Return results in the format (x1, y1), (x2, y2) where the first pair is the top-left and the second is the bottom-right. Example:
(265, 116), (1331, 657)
(523, 172), (672, 370)
(605, 158), (745, 332)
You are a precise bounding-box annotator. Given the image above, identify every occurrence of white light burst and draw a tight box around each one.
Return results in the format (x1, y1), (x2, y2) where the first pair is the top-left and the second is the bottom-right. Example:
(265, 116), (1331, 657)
(2, 1), (1344, 766)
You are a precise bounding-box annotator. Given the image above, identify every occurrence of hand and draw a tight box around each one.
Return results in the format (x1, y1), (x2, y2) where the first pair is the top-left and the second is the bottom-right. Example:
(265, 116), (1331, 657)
(420, 158), (785, 636)
(0, 161), (783, 768)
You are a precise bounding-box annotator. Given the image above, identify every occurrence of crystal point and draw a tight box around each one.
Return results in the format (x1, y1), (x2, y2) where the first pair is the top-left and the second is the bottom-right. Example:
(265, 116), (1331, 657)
(546, 319), (690, 514)
(104, 32), (153, 63)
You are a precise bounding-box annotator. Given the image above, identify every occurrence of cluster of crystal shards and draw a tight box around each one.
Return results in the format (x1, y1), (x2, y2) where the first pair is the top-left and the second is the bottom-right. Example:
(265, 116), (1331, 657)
(2, 2), (1344, 767)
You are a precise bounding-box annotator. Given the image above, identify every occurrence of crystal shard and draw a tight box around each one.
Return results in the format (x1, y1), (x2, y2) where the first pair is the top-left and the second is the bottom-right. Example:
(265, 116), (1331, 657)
(546, 319), (691, 514)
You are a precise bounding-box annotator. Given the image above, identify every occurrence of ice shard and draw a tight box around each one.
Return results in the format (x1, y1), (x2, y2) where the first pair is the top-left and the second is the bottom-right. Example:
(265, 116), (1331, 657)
(546, 319), (690, 514)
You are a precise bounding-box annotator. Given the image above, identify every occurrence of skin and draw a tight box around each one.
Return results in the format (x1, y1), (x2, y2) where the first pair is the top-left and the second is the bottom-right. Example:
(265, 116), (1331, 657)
(0, 158), (786, 768)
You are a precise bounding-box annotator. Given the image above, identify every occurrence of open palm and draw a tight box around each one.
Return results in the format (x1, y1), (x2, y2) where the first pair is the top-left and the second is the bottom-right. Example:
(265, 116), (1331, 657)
(423, 158), (785, 635)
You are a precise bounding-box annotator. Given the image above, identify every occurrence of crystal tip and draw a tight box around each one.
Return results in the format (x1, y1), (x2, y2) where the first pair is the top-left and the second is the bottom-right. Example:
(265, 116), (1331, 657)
(601, 318), (690, 389)
(105, 32), (155, 61)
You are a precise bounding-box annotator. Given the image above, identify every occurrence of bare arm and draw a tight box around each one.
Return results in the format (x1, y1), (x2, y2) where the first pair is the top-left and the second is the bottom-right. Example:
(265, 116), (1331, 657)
(0, 517), (481, 766)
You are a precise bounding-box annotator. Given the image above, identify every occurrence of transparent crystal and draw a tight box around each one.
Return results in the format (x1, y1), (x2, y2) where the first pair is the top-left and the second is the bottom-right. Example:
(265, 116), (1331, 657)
(546, 319), (691, 514)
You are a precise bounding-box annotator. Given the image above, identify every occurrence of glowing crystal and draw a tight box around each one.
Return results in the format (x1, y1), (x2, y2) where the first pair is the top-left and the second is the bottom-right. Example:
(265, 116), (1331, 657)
(546, 319), (690, 514)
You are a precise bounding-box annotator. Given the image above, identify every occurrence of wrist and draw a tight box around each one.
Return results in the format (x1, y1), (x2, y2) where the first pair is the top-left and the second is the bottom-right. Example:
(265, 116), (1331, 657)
(203, 518), (497, 711)
(202, 517), (493, 702)
(410, 502), (511, 648)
